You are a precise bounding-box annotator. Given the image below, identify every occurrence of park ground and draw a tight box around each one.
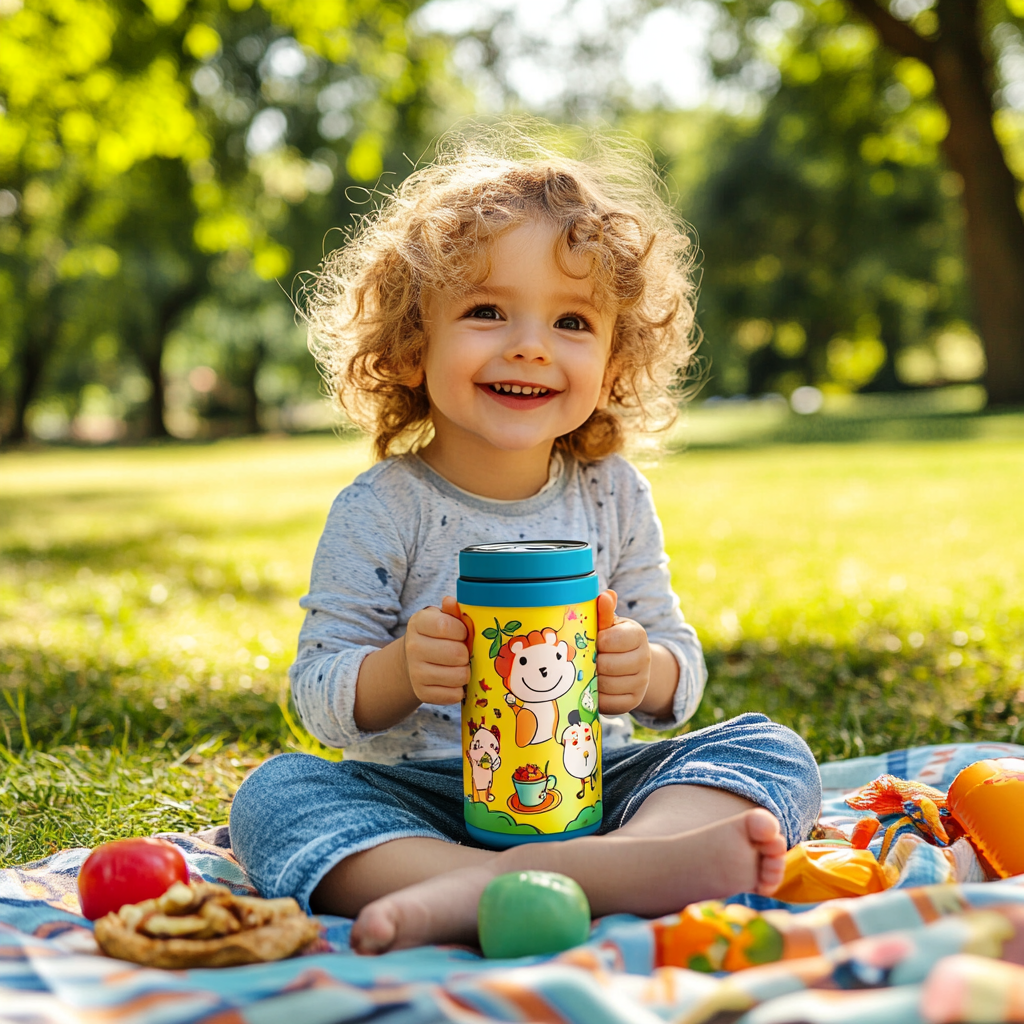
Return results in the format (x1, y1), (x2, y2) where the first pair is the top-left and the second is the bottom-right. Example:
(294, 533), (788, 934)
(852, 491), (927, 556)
(1, 396), (1023, 867)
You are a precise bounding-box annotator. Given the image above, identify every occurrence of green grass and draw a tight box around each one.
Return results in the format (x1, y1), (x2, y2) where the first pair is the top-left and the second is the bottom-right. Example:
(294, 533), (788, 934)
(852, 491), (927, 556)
(2, 408), (1023, 866)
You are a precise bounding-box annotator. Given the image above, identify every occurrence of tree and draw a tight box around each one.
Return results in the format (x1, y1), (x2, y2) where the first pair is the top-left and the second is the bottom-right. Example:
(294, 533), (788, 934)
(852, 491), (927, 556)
(711, 0), (1024, 404)
(627, 21), (971, 398)
(0, 0), (453, 442)
(844, 0), (1024, 404)
(0, 0), (212, 441)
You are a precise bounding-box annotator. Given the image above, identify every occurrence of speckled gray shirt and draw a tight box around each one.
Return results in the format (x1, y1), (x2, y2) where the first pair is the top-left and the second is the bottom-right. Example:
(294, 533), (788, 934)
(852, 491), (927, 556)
(290, 452), (707, 764)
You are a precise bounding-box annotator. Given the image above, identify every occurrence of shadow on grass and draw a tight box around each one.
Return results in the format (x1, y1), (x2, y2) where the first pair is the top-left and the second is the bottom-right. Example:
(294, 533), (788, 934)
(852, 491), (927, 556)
(0, 644), (288, 751)
(677, 406), (1024, 451)
(4, 637), (1022, 761)
(0, 509), (313, 607)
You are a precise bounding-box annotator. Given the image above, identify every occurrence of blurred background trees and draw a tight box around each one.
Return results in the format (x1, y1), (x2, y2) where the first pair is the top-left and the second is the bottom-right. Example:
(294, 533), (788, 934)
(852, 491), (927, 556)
(1, 0), (1022, 443)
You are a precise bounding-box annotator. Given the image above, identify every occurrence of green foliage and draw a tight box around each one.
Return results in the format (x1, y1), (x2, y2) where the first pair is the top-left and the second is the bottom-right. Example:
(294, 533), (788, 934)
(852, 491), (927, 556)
(464, 799), (542, 836)
(483, 618), (522, 659)
(1, 420), (1023, 865)
(633, 5), (974, 399)
(564, 801), (602, 832)
(0, 0), (457, 440)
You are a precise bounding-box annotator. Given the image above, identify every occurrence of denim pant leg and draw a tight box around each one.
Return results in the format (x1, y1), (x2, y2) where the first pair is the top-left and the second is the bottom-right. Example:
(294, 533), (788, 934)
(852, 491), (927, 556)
(230, 714), (821, 911)
(599, 713), (821, 846)
(229, 753), (468, 912)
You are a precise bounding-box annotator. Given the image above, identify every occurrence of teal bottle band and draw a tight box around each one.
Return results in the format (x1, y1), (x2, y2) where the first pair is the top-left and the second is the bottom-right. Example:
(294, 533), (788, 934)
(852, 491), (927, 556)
(457, 574), (599, 607)
(459, 540), (593, 582)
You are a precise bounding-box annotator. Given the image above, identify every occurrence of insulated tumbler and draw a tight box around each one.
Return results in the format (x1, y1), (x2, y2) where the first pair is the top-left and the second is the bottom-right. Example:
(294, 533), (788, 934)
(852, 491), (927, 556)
(458, 541), (602, 848)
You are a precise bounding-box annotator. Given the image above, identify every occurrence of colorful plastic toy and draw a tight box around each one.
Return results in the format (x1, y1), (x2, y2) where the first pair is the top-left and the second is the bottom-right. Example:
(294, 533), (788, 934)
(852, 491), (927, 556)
(772, 842), (891, 903)
(946, 757), (1024, 879)
(477, 870), (591, 958)
(652, 900), (782, 972)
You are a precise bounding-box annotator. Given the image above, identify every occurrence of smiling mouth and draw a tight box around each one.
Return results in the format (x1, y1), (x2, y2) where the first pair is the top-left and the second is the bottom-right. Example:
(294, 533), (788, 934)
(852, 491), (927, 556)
(487, 383), (553, 397)
(518, 670), (569, 695)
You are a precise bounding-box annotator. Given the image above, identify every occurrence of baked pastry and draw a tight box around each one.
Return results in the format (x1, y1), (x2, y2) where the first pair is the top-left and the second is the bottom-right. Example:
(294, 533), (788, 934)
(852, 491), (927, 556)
(93, 880), (321, 968)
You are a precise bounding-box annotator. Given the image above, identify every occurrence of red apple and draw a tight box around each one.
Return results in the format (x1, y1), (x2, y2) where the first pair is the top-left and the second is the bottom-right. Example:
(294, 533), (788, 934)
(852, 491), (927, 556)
(78, 837), (189, 920)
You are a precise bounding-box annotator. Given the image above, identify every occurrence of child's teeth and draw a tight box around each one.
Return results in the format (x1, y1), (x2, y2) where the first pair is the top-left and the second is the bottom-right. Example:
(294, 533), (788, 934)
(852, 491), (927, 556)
(490, 383), (550, 395)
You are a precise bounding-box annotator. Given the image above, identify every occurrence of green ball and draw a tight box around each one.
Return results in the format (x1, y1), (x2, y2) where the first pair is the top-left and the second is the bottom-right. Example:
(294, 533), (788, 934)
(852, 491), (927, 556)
(478, 870), (591, 959)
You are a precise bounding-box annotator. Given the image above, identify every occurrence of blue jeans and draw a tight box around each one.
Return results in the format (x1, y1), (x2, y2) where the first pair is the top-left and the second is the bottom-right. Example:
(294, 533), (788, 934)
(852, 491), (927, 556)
(230, 713), (821, 912)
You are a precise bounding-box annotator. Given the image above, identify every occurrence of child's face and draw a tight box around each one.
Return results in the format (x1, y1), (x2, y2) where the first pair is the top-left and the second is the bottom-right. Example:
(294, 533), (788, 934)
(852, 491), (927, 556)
(418, 218), (615, 458)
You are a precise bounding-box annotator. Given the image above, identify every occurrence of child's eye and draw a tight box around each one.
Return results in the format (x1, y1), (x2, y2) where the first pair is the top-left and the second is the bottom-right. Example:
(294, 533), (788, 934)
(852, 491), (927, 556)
(466, 305), (502, 321)
(554, 314), (590, 331)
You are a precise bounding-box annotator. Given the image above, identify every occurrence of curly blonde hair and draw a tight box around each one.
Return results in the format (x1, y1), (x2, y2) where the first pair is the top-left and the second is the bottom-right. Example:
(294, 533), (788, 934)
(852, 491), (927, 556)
(304, 122), (699, 462)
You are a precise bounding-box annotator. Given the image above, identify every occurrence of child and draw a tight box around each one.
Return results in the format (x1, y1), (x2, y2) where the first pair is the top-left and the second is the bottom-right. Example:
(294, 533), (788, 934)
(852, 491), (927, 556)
(229, 126), (821, 954)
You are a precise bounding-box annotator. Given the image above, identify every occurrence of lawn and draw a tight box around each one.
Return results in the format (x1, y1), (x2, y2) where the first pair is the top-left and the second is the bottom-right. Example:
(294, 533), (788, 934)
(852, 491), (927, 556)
(2, 407), (1023, 867)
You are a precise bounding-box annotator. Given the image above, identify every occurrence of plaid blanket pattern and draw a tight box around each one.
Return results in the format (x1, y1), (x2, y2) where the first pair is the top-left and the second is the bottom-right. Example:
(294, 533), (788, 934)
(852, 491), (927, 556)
(2, 740), (1023, 1024)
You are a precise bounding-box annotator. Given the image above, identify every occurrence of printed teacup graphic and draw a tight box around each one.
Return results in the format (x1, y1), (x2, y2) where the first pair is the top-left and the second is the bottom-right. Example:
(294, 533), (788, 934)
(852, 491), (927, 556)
(509, 763), (560, 813)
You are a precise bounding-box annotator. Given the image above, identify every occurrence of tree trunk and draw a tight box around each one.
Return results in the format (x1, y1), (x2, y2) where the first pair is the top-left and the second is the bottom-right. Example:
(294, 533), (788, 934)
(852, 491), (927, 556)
(845, 0), (1024, 405)
(240, 339), (265, 435)
(930, 4), (1024, 405)
(8, 304), (57, 444)
(139, 279), (205, 439)
(142, 339), (170, 439)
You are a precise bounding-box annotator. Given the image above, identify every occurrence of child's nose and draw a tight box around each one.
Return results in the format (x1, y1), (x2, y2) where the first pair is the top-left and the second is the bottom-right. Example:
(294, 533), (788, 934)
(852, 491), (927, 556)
(505, 320), (553, 363)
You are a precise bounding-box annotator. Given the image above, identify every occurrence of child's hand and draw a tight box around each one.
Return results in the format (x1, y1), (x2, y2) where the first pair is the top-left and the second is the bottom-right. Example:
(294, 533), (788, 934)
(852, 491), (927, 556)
(595, 589), (652, 715)
(403, 596), (471, 706)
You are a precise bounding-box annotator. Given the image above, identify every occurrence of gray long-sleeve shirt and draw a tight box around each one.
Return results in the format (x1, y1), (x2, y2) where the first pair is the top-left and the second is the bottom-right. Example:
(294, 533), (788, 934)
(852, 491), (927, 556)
(291, 452), (707, 764)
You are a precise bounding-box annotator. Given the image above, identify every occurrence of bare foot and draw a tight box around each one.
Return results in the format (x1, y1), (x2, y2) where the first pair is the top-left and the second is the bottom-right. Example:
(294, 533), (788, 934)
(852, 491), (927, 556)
(350, 807), (787, 955)
(350, 861), (499, 954)
(594, 807), (787, 917)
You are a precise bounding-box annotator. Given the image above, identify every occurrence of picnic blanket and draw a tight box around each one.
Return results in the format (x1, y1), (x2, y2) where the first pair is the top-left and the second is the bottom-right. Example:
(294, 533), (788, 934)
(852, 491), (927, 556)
(3, 740), (1024, 1024)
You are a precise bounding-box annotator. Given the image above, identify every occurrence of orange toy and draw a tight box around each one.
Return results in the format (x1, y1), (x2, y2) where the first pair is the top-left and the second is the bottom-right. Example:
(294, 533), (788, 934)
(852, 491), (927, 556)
(772, 842), (892, 903)
(946, 758), (1024, 879)
(845, 774), (947, 815)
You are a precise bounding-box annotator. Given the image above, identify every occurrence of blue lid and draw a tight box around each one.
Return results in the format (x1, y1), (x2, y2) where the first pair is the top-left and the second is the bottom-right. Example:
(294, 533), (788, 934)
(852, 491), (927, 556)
(459, 540), (593, 582)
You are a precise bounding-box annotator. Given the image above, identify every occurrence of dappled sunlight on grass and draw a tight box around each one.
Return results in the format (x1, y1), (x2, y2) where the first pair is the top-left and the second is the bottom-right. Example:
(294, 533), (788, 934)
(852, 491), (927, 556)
(1, 427), (1022, 864)
(0, 436), (370, 755)
(644, 439), (1024, 754)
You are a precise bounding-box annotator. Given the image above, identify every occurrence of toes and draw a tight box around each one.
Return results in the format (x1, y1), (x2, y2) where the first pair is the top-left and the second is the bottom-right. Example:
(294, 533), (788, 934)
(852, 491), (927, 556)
(745, 808), (782, 845)
(757, 852), (787, 895)
(350, 902), (398, 956)
(756, 833), (787, 858)
(742, 809), (787, 897)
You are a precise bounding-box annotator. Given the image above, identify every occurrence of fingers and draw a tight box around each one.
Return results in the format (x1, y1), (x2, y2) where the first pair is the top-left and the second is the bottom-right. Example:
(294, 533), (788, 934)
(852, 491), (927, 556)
(597, 616), (646, 654)
(597, 589), (618, 632)
(596, 611), (650, 715)
(597, 689), (647, 716)
(410, 676), (469, 706)
(441, 596), (475, 654)
(596, 647), (650, 714)
(421, 601), (468, 642)
(405, 602), (470, 705)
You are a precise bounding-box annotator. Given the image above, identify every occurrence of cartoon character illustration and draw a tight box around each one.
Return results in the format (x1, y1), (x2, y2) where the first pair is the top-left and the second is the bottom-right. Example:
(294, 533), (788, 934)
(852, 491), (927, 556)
(496, 627), (577, 747)
(560, 710), (598, 799)
(577, 674), (598, 725)
(466, 717), (501, 803)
